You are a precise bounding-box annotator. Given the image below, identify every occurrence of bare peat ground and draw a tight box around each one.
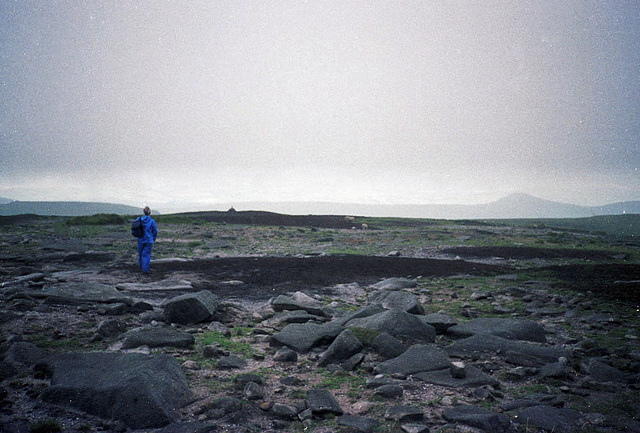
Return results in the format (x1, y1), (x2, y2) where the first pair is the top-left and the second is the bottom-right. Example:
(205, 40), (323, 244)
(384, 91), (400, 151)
(1, 212), (640, 432)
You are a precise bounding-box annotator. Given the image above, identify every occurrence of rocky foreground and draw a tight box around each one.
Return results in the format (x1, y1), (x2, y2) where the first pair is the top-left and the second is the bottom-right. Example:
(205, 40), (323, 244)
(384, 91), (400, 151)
(1, 254), (639, 433)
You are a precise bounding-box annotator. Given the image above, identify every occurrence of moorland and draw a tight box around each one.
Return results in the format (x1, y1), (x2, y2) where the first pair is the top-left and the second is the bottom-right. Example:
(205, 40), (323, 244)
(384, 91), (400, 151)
(1, 211), (639, 433)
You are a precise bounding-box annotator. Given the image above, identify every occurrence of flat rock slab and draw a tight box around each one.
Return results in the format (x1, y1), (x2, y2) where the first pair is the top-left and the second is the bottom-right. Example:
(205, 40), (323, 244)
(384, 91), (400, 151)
(414, 366), (500, 388)
(446, 334), (570, 366)
(270, 322), (344, 353)
(375, 344), (451, 376)
(33, 282), (133, 305)
(121, 326), (195, 350)
(447, 318), (547, 343)
(515, 405), (584, 433)
(442, 405), (511, 433)
(116, 279), (194, 291)
(40, 352), (192, 428)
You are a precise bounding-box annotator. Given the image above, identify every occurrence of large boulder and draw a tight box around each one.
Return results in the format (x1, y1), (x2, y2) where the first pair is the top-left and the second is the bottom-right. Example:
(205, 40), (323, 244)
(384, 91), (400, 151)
(39, 352), (192, 428)
(447, 318), (546, 343)
(374, 344), (451, 376)
(270, 322), (344, 353)
(446, 334), (570, 366)
(345, 310), (435, 343)
(163, 290), (219, 325)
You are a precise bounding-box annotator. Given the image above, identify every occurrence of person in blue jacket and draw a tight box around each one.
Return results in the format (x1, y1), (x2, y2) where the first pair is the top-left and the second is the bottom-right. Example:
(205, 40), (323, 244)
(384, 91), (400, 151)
(137, 206), (157, 274)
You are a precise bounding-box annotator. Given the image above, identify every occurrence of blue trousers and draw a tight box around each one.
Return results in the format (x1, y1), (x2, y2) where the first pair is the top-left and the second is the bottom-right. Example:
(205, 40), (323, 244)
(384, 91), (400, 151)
(137, 243), (153, 273)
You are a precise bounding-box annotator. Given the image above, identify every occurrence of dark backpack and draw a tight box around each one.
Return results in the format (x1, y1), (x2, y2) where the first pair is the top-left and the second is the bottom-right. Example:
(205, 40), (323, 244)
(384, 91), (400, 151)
(131, 217), (144, 238)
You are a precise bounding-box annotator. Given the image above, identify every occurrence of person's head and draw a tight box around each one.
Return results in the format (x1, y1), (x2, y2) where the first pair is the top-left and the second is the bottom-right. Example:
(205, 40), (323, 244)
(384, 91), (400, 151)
(143, 206), (151, 216)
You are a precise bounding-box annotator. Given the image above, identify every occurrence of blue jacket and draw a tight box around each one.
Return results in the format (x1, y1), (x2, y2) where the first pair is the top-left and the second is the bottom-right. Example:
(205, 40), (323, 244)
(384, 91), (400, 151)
(137, 215), (157, 245)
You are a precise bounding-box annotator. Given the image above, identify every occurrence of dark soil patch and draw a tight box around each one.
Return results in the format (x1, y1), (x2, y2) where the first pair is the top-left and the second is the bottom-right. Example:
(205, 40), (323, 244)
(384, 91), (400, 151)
(541, 263), (640, 304)
(119, 255), (508, 301)
(441, 246), (615, 261)
(169, 210), (360, 229)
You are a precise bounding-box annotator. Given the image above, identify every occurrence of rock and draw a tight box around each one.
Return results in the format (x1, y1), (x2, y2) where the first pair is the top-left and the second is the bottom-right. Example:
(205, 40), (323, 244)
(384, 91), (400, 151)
(538, 358), (569, 380)
(346, 310), (436, 343)
(243, 382), (264, 400)
(370, 332), (408, 360)
(162, 290), (219, 325)
(370, 278), (417, 291)
(585, 358), (631, 383)
(318, 329), (363, 367)
(36, 282), (133, 305)
(414, 366), (499, 388)
(0, 360), (18, 380)
(116, 279), (194, 292)
(399, 424), (430, 433)
(202, 344), (227, 358)
(385, 405), (423, 423)
(271, 292), (326, 316)
(270, 322), (344, 353)
(62, 252), (115, 263)
(419, 313), (458, 334)
(120, 326), (195, 350)
(274, 309), (327, 324)
(217, 355), (247, 369)
(39, 352), (191, 428)
(375, 344), (451, 376)
(307, 389), (343, 416)
(342, 352), (365, 371)
(450, 361), (466, 379)
(97, 319), (126, 338)
(206, 396), (243, 420)
(368, 290), (425, 314)
(271, 403), (299, 419)
(447, 318), (547, 343)
(5, 342), (46, 367)
(374, 384), (403, 398)
(335, 304), (387, 326)
(446, 334), (570, 366)
(274, 346), (298, 362)
(515, 405), (584, 433)
(337, 414), (379, 433)
(442, 405), (511, 433)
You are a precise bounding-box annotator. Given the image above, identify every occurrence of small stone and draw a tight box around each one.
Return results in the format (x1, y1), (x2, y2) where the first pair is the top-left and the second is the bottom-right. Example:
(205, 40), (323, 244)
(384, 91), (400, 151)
(450, 361), (466, 379)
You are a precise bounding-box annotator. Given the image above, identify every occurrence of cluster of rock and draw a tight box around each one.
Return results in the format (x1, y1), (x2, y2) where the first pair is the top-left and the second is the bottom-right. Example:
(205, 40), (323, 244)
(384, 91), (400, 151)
(1, 273), (640, 432)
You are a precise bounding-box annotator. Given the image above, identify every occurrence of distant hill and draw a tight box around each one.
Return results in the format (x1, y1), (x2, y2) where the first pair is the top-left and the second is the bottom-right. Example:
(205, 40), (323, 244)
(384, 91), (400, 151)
(204, 194), (640, 220)
(0, 197), (13, 205)
(0, 201), (143, 216)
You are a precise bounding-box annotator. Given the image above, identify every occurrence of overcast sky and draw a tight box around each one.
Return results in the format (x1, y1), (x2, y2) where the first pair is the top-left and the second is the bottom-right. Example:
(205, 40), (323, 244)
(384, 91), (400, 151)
(1, 1), (639, 211)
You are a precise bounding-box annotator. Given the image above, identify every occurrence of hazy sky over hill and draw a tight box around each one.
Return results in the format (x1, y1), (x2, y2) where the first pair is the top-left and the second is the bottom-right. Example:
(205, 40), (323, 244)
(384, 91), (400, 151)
(1, 1), (639, 210)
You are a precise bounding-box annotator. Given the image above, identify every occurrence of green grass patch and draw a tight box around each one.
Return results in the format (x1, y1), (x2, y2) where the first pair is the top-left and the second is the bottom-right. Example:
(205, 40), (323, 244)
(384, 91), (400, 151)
(198, 328), (254, 358)
(65, 213), (126, 225)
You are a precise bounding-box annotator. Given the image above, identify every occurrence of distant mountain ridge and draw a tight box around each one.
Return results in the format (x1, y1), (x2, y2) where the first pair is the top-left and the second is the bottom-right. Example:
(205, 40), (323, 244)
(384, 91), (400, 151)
(0, 201), (143, 216)
(208, 193), (640, 219)
(0, 194), (638, 219)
